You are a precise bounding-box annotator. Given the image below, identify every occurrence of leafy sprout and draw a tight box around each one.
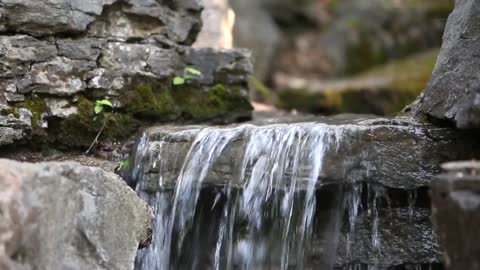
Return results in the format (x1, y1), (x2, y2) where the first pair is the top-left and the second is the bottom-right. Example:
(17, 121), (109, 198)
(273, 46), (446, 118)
(86, 99), (113, 154)
(94, 99), (113, 114)
(118, 160), (132, 170)
(173, 67), (203, 86)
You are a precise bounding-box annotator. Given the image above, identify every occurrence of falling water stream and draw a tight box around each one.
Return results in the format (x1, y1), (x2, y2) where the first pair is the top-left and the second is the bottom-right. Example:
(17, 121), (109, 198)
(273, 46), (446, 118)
(132, 123), (441, 270)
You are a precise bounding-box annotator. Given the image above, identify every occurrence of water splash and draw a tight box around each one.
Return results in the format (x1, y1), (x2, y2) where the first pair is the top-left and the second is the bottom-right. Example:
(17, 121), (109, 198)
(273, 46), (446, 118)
(408, 190), (418, 221)
(134, 123), (343, 270)
(346, 183), (362, 260)
(368, 184), (381, 270)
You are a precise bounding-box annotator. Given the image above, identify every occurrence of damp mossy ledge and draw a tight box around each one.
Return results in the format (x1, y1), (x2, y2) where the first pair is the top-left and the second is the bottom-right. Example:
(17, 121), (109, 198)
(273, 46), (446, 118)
(54, 97), (140, 147)
(48, 83), (252, 147)
(171, 84), (253, 121)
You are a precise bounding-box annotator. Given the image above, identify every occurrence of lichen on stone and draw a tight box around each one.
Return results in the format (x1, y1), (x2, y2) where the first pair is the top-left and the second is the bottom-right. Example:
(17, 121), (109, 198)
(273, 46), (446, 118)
(12, 97), (48, 129)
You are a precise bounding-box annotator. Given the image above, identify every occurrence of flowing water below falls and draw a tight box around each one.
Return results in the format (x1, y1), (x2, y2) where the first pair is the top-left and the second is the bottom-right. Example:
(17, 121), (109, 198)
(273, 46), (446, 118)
(131, 122), (445, 270)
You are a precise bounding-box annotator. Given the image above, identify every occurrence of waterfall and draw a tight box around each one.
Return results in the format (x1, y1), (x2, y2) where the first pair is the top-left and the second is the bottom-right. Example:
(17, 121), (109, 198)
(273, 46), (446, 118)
(131, 123), (442, 270)
(133, 123), (344, 270)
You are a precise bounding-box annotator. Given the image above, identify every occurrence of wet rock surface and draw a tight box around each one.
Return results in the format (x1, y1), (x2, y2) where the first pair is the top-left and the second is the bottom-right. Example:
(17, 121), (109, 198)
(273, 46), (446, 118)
(133, 116), (480, 193)
(411, 0), (480, 129)
(431, 161), (480, 270)
(0, 159), (153, 270)
(336, 207), (442, 268)
(0, 0), (253, 149)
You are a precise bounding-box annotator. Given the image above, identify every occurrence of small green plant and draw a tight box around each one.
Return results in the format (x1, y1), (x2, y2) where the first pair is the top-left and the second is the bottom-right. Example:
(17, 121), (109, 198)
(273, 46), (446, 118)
(94, 99), (113, 114)
(118, 159), (132, 170)
(86, 99), (113, 154)
(173, 67), (202, 86)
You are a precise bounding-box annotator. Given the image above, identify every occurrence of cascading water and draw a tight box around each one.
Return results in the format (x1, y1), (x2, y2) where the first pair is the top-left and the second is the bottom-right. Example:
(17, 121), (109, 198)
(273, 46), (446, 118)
(133, 123), (345, 270)
(132, 122), (443, 270)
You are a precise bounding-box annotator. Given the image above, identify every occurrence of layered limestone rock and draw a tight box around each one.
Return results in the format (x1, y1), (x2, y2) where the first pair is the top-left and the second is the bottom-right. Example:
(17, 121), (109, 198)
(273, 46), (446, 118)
(0, 159), (153, 270)
(0, 0), (253, 149)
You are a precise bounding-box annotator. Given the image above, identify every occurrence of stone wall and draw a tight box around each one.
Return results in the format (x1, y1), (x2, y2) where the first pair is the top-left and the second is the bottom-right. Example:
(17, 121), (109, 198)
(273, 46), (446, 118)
(0, 0), (253, 149)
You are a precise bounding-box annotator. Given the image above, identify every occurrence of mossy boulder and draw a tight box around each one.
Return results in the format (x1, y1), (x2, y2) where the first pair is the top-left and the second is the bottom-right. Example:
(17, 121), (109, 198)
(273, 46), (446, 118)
(277, 49), (438, 115)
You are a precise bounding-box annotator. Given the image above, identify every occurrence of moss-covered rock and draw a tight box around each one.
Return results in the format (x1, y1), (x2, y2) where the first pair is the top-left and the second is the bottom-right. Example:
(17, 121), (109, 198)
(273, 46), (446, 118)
(51, 97), (140, 147)
(43, 82), (253, 148)
(126, 84), (178, 119)
(277, 49), (438, 115)
(172, 84), (253, 122)
(12, 97), (48, 129)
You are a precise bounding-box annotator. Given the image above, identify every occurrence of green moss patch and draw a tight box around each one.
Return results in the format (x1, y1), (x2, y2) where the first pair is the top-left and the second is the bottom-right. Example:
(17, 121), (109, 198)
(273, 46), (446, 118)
(171, 84), (252, 121)
(13, 81), (252, 148)
(55, 97), (140, 147)
(12, 97), (47, 129)
(126, 84), (177, 118)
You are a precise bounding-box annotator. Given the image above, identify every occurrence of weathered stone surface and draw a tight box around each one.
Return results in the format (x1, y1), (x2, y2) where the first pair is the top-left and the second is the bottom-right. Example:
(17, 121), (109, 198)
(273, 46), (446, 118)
(410, 0), (480, 129)
(133, 117), (480, 193)
(0, 0), (202, 45)
(431, 161), (480, 270)
(0, 105), (31, 147)
(0, 38), (253, 148)
(0, 159), (153, 270)
(0, 0), (254, 148)
(335, 207), (442, 268)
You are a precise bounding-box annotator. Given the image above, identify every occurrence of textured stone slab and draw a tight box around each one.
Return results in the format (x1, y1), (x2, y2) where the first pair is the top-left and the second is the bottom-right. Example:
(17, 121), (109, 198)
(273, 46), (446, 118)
(0, 0), (202, 44)
(409, 0), (480, 129)
(133, 117), (480, 192)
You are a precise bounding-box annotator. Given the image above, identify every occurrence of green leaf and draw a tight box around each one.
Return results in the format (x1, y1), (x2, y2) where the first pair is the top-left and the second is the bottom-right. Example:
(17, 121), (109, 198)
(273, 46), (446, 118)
(96, 99), (113, 108)
(185, 67), (202, 76)
(94, 104), (104, 114)
(119, 160), (131, 170)
(173, 77), (186, 85)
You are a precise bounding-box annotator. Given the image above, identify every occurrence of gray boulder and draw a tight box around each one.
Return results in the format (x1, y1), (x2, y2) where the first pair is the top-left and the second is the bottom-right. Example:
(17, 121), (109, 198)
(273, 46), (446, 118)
(410, 0), (480, 129)
(0, 159), (153, 270)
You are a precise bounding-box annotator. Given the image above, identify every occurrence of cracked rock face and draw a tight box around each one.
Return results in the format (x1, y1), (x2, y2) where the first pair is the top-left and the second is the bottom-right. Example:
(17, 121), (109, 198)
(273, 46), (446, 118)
(409, 0), (480, 129)
(0, 0), (254, 148)
(0, 159), (153, 270)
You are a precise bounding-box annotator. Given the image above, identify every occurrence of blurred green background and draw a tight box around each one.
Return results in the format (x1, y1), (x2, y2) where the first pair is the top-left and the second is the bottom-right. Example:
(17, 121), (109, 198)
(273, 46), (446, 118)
(229, 0), (453, 115)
